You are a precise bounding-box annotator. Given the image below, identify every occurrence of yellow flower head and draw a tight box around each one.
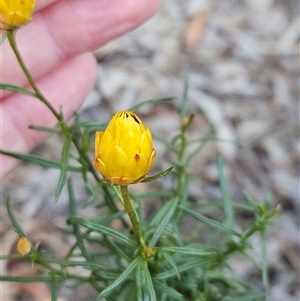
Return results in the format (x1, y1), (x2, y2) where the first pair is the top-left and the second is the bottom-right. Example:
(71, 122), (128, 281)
(94, 111), (156, 186)
(17, 237), (32, 256)
(0, 0), (36, 30)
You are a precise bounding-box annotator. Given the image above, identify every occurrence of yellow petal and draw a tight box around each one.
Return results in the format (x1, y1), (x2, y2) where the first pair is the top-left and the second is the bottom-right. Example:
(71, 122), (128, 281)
(118, 130), (140, 157)
(140, 128), (153, 158)
(96, 130), (112, 157)
(145, 149), (156, 172)
(94, 157), (111, 180)
(0, 0), (36, 30)
(125, 153), (149, 181)
(102, 145), (128, 177)
(95, 131), (104, 156)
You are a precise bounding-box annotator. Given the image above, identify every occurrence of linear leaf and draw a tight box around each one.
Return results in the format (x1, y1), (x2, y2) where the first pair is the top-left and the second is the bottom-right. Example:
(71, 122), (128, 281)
(28, 125), (61, 134)
(55, 135), (72, 202)
(130, 95), (175, 111)
(185, 128), (213, 166)
(218, 155), (235, 230)
(0, 82), (36, 97)
(160, 251), (180, 280)
(96, 257), (140, 300)
(136, 258), (157, 301)
(149, 197), (178, 247)
(0, 149), (82, 171)
(6, 196), (27, 237)
(224, 294), (266, 301)
(0, 31), (9, 45)
(51, 277), (58, 301)
(161, 246), (216, 257)
(178, 205), (240, 237)
(0, 275), (53, 282)
(155, 258), (202, 280)
(67, 178), (92, 262)
(180, 78), (189, 120)
(153, 279), (184, 301)
(68, 217), (137, 248)
(42, 258), (104, 269)
(142, 166), (173, 183)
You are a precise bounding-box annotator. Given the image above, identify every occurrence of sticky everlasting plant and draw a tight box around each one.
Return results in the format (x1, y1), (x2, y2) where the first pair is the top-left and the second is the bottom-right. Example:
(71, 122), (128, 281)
(0, 8), (279, 301)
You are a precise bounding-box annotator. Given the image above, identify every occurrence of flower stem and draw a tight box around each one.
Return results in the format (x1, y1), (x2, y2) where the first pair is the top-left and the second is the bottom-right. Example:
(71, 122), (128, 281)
(7, 30), (61, 120)
(120, 185), (146, 248)
(6, 30), (122, 215)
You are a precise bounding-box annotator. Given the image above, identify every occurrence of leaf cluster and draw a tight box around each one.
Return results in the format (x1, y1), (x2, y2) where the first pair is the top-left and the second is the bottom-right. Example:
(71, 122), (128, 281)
(1, 81), (278, 301)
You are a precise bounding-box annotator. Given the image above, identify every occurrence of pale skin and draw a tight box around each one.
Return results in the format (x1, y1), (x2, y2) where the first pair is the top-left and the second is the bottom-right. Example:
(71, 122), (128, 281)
(0, 0), (160, 178)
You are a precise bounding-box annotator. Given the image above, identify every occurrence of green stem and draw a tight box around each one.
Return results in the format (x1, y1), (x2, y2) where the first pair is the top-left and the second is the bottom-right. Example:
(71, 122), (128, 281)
(7, 30), (61, 120)
(33, 257), (91, 282)
(6, 30), (121, 215)
(174, 128), (188, 226)
(120, 185), (146, 248)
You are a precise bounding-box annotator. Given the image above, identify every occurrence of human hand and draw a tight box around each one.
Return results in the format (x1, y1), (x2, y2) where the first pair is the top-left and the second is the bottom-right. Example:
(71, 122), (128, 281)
(0, 0), (160, 178)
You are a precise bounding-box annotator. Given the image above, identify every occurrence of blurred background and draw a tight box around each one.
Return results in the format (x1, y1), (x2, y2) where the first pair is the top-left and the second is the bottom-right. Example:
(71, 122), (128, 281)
(2, 0), (299, 300)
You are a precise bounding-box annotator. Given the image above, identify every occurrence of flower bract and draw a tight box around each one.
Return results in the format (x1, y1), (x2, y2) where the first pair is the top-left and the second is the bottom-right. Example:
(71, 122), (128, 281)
(94, 111), (156, 185)
(0, 0), (36, 30)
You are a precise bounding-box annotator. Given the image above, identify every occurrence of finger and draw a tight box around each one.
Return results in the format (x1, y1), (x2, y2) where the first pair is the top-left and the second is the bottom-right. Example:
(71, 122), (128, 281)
(2, 0), (160, 86)
(0, 52), (96, 177)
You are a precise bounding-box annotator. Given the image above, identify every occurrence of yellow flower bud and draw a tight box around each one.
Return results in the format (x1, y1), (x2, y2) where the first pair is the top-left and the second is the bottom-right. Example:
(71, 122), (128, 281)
(0, 0), (36, 30)
(17, 237), (32, 256)
(94, 111), (156, 186)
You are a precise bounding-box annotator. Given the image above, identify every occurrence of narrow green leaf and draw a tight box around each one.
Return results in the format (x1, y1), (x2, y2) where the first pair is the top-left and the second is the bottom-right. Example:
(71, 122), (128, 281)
(0, 149), (82, 171)
(130, 95), (175, 111)
(153, 279), (184, 301)
(0, 31), (9, 45)
(160, 251), (180, 280)
(0, 254), (22, 260)
(178, 205), (241, 237)
(224, 294), (266, 301)
(0, 275), (53, 282)
(161, 246), (215, 257)
(0, 82), (36, 97)
(67, 177), (76, 216)
(96, 257), (140, 300)
(55, 135), (72, 202)
(42, 258), (104, 269)
(67, 178), (92, 262)
(142, 166), (173, 183)
(153, 135), (177, 152)
(185, 128), (214, 166)
(218, 155), (235, 230)
(104, 236), (131, 262)
(70, 119), (106, 131)
(28, 125), (61, 134)
(261, 231), (268, 288)
(68, 217), (137, 248)
(155, 258), (202, 280)
(51, 277), (58, 301)
(180, 78), (189, 120)
(6, 196), (27, 237)
(148, 197), (178, 247)
(136, 258), (157, 301)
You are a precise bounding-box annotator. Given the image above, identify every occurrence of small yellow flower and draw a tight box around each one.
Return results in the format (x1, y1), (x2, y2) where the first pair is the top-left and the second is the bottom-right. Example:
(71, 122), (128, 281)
(17, 237), (32, 256)
(94, 111), (156, 185)
(0, 0), (36, 30)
